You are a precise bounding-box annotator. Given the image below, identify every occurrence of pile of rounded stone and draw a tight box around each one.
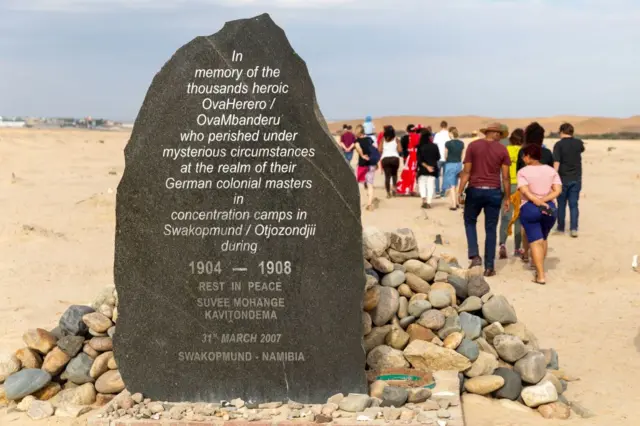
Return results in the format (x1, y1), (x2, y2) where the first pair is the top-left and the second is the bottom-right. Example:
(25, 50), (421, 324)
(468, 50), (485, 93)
(0, 286), (122, 420)
(362, 226), (575, 420)
(98, 380), (462, 424)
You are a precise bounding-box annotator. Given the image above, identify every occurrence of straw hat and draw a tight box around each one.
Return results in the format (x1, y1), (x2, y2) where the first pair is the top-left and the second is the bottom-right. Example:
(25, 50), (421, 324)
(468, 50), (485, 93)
(480, 123), (509, 138)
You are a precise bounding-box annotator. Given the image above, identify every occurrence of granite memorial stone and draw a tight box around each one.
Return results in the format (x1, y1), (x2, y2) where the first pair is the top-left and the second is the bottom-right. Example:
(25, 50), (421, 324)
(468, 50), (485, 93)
(113, 14), (366, 403)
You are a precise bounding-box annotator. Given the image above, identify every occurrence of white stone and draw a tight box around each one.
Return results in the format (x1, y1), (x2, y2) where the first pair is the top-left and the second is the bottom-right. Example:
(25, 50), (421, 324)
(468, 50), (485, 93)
(521, 381), (558, 408)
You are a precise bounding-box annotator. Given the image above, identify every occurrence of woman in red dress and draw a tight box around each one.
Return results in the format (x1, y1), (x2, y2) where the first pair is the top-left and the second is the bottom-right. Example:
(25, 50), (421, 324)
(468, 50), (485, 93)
(396, 125), (422, 195)
(376, 130), (385, 147)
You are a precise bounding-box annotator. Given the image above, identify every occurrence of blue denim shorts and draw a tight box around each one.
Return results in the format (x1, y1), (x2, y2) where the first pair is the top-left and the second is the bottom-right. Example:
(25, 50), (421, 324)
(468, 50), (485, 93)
(520, 201), (557, 242)
(442, 162), (462, 192)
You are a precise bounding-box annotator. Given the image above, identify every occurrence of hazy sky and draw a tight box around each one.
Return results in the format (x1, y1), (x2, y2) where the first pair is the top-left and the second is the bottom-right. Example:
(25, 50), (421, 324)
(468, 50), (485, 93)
(1, 0), (638, 121)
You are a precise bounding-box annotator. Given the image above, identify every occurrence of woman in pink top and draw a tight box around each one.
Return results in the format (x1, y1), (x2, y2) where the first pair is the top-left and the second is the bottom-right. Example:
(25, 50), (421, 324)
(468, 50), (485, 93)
(517, 144), (563, 285)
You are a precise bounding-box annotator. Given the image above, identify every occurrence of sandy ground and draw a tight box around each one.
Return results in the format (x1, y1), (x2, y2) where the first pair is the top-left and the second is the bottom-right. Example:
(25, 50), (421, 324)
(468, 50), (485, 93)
(1, 128), (639, 425)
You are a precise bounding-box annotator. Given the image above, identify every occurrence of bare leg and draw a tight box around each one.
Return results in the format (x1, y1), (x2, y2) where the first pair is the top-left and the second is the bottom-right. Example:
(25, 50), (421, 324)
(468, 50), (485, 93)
(367, 184), (374, 209)
(521, 229), (530, 261)
(530, 240), (546, 283)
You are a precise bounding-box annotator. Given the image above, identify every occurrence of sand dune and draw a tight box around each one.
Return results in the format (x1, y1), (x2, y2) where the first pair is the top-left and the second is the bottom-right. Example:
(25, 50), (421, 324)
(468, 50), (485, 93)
(329, 115), (640, 135)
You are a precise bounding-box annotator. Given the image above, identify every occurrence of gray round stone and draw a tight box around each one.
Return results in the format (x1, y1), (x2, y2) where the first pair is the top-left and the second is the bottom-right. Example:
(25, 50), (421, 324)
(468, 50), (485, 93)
(492, 367), (523, 400)
(457, 296), (482, 313)
(63, 353), (95, 384)
(514, 351), (547, 384)
(437, 314), (462, 340)
(407, 300), (432, 317)
(381, 270), (406, 288)
(459, 312), (482, 340)
(493, 334), (528, 363)
(447, 276), (468, 300)
(456, 338), (480, 362)
(418, 310), (446, 330)
(362, 312), (372, 335)
(371, 287), (400, 327)
(429, 290), (451, 309)
(57, 336), (85, 358)
(482, 296), (517, 325)
(546, 348), (560, 370)
(393, 264), (406, 273)
(399, 316), (416, 329)
(59, 305), (95, 336)
(338, 394), (372, 413)
(366, 345), (409, 370)
(388, 228), (417, 252)
(4, 369), (51, 400)
(381, 386), (408, 407)
(467, 276), (491, 298)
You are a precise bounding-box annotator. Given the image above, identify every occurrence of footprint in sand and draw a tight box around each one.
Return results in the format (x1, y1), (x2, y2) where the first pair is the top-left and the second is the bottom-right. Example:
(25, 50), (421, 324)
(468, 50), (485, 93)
(21, 224), (66, 239)
(634, 329), (640, 353)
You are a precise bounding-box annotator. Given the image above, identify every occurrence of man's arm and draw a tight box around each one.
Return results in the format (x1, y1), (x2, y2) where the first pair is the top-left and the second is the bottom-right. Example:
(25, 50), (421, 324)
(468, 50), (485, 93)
(458, 162), (472, 197)
(458, 143), (473, 198)
(501, 164), (511, 201)
(338, 137), (347, 151)
(553, 143), (561, 171)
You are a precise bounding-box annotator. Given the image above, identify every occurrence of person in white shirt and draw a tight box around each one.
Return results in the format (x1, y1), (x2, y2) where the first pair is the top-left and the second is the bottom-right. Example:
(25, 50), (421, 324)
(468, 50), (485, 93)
(433, 120), (451, 197)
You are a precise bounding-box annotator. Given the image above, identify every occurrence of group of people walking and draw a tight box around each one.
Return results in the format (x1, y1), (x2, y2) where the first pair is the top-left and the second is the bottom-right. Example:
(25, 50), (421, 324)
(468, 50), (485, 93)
(339, 120), (467, 211)
(338, 117), (585, 284)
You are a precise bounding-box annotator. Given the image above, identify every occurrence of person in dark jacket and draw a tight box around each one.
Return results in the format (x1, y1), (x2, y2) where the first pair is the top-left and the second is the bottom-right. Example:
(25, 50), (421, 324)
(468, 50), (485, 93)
(517, 122), (554, 171)
(553, 122), (585, 237)
(416, 129), (441, 209)
(400, 124), (415, 160)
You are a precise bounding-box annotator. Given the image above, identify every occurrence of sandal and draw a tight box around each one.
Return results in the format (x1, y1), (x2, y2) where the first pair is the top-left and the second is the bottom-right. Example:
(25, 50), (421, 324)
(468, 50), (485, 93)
(532, 276), (546, 285)
(520, 251), (529, 263)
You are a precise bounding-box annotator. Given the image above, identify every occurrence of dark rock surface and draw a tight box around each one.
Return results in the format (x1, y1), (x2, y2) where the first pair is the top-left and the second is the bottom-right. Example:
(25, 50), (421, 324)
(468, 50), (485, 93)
(113, 13), (366, 403)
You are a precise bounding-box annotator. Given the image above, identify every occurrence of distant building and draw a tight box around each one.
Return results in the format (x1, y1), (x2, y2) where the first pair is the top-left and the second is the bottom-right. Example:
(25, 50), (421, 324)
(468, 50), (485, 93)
(0, 116), (26, 128)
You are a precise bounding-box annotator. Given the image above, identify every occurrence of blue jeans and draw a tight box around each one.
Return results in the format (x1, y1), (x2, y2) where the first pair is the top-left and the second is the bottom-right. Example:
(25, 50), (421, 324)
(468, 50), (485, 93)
(557, 181), (581, 231)
(435, 161), (446, 195)
(464, 188), (503, 269)
(344, 151), (354, 163)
